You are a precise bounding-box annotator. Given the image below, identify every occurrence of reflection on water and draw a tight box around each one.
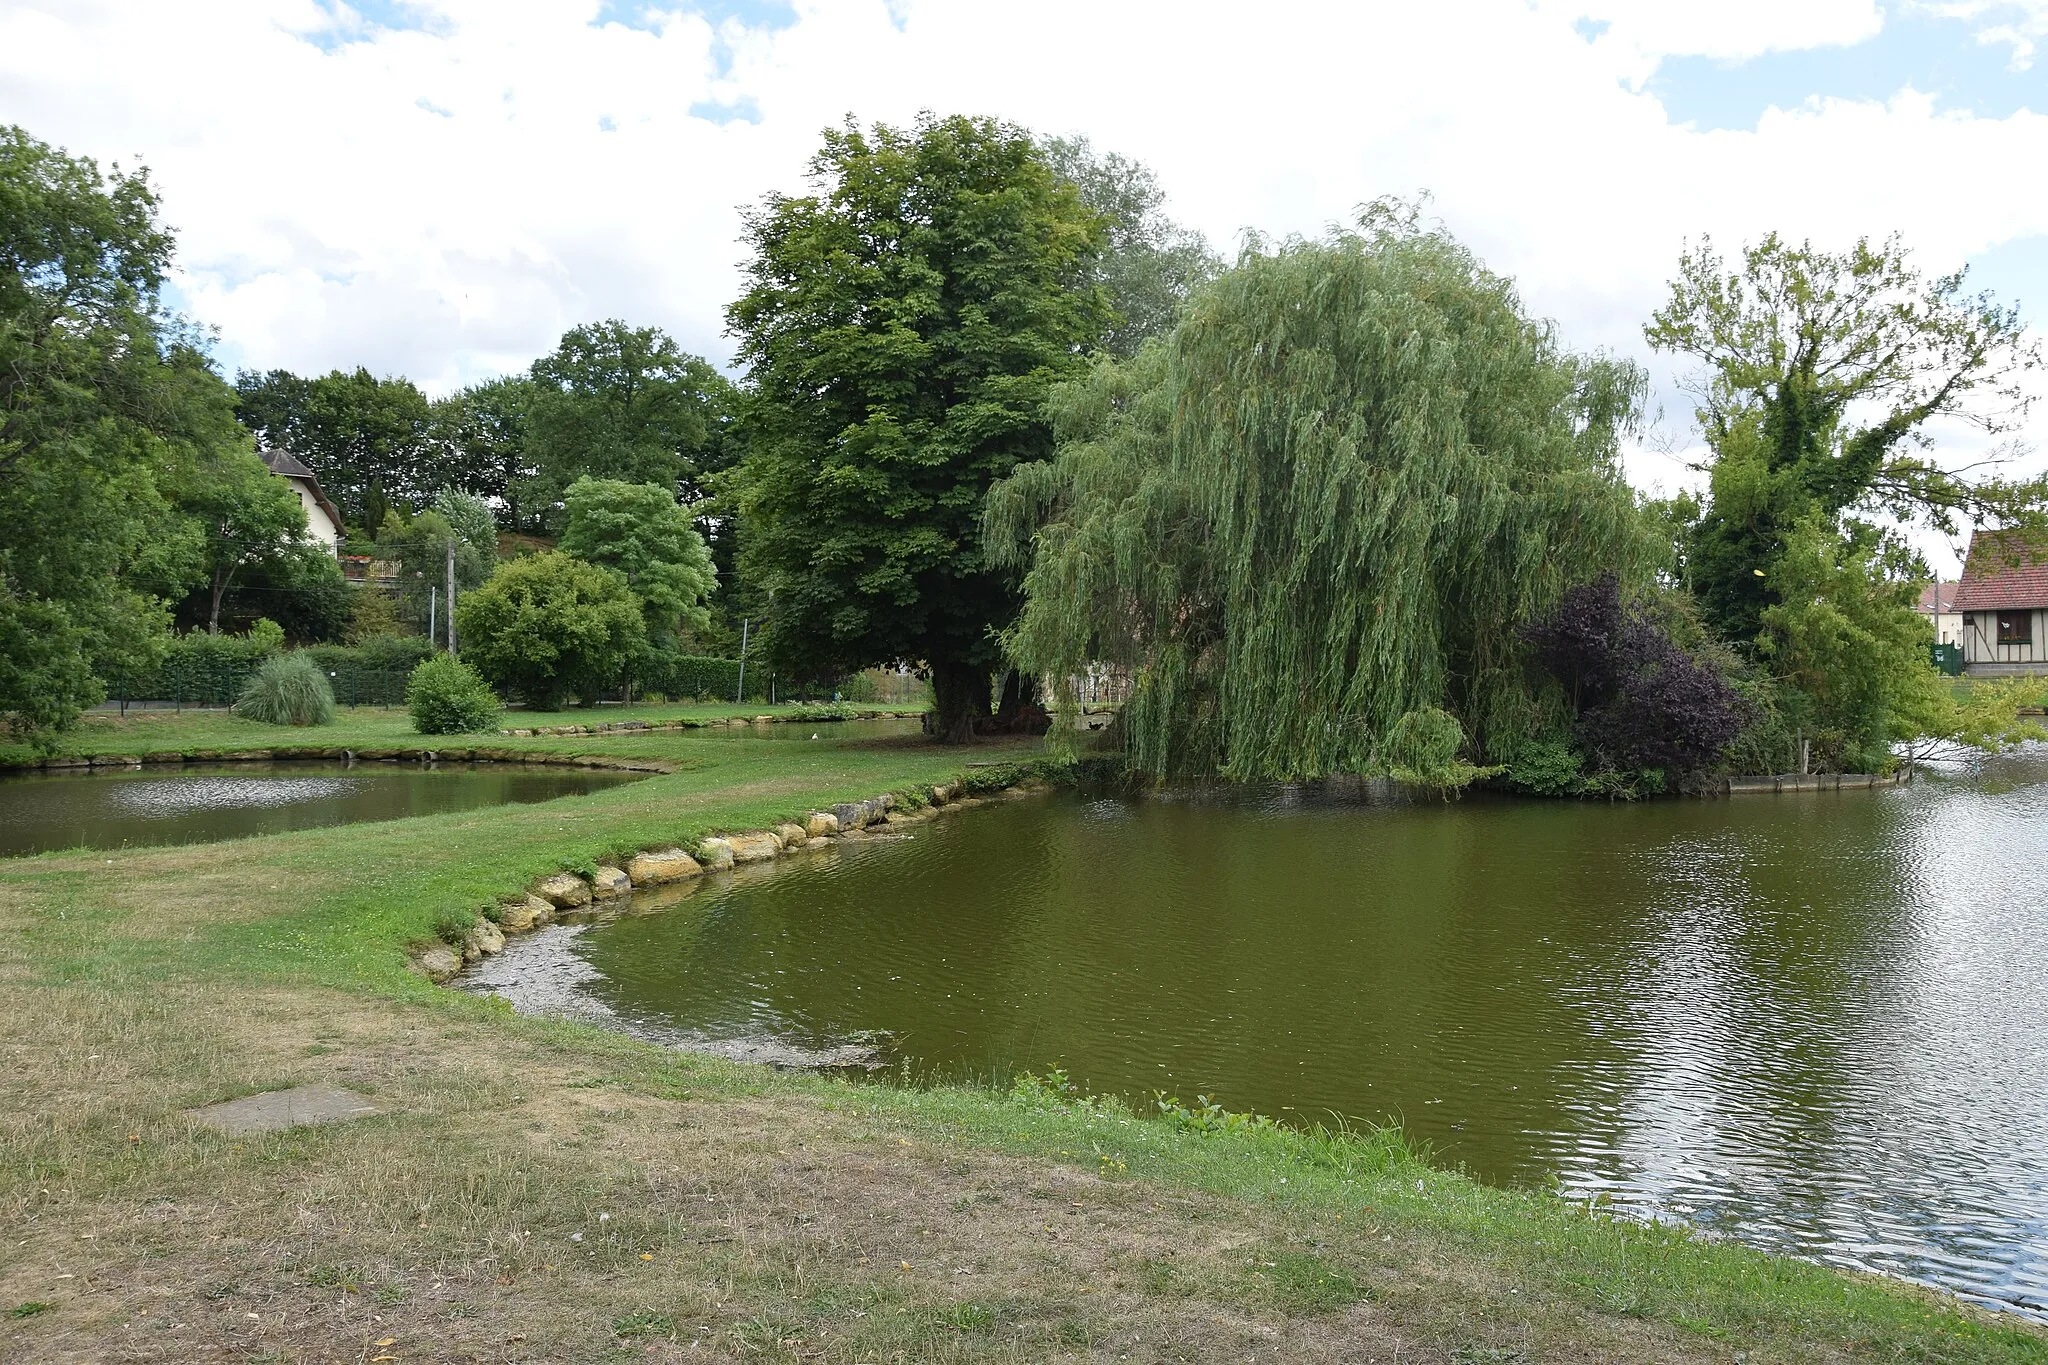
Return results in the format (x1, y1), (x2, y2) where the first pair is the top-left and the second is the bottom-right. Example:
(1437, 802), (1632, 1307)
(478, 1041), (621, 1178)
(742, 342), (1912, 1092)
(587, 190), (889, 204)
(0, 762), (644, 856)
(525, 750), (2048, 1319)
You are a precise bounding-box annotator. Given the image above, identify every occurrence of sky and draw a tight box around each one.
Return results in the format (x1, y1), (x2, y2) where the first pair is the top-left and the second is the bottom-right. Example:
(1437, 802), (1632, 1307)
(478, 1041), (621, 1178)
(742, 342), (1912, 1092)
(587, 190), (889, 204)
(4, 0), (2047, 573)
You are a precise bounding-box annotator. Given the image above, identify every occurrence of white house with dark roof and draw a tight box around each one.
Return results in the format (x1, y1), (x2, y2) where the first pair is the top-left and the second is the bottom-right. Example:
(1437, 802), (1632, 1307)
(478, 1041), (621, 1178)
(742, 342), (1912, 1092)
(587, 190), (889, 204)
(261, 449), (344, 549)
(1953, 529), (2048, 675)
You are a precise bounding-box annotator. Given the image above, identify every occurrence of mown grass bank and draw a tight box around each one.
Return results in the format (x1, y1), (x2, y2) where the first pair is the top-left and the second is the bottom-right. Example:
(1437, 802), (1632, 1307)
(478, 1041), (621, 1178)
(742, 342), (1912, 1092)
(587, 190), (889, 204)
(1, 720), (2043, 1363)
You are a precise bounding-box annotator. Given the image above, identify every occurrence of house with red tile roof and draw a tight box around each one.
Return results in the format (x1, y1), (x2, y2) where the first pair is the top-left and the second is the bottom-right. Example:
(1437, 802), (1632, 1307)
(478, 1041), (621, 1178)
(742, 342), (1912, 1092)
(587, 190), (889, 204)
(1917, 580), (1962, 646)
(1953, 529), (2048, 675)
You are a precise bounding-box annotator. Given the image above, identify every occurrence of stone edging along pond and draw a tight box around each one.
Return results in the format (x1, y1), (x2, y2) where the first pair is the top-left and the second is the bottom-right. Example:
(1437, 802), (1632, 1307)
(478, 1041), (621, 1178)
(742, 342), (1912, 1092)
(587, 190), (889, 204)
(409, 770), (1054, 984)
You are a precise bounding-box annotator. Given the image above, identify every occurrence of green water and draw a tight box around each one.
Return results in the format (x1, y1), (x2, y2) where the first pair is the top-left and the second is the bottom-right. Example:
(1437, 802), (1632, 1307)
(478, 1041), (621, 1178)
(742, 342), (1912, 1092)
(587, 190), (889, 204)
(0, 762), (645, 856)
(500, 752), (2048, 1320)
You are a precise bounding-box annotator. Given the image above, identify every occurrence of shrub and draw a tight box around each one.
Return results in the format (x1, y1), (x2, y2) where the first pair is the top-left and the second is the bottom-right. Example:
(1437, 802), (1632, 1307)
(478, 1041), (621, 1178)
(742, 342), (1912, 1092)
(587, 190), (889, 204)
(233, 651), (336, 726)
(453, 552), (645, 710)
(407, 655), (502, 734)
(1524, 575), (1746, 788)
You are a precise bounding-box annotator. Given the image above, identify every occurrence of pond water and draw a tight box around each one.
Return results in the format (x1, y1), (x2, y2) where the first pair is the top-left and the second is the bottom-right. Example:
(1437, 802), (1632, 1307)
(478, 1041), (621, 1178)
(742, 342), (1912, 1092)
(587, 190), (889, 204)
(0, 762), (645, 857)
(482, 752), (2048, 1320)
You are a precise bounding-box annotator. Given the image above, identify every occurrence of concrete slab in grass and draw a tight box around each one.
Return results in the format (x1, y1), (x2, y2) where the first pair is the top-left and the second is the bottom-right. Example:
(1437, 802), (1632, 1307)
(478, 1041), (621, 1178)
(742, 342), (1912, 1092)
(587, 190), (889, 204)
(188, 1085), (380, 1136)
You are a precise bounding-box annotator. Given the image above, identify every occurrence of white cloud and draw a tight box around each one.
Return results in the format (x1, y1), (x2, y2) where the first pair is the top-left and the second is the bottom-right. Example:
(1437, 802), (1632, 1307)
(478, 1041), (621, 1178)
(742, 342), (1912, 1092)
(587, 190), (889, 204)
(4, 0), (2046, 570)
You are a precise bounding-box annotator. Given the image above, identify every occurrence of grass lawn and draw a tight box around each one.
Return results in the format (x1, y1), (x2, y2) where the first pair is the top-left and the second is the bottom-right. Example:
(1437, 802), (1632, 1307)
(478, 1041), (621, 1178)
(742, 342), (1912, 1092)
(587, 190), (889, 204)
(4, 700), (929, 768)
(2, 721), (2044, 1362)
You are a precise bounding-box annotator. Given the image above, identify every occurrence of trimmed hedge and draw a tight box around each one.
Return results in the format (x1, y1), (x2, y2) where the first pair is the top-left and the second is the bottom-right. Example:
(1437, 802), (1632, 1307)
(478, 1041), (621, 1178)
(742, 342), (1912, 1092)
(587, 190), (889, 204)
(123, 635), (436, 708)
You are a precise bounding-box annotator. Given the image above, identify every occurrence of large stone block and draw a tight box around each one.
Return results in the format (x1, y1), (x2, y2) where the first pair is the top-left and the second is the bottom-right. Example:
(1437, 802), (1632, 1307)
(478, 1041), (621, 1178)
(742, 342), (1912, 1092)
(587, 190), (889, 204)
(774, 823), (809, 849)
(536, 872), (592, 908)
(726, 831), (783, 864)
(628, 848), (702, 884)
(696, 838), (736, 871)
(806, 811), (841, 838)
(590, 866), (631, 899)
(463, 918), (505, 960)
(416, 943), (462, 981)
(498, 896), (551, 933)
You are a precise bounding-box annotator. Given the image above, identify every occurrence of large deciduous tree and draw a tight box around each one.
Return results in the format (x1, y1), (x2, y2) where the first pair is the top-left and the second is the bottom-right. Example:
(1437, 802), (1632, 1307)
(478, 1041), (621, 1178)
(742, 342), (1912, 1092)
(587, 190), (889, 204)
(1646, 233), (2042, 768)
(430, 375), (542, 532)
(558, 477), (716, 647)
(1646, 233), (2042, 645)
(234, 366), (435, 534)
(1042, 136), (1220, 358)
(730, 113), (1112, 742)
(987, 208), (1651, 781)
(526, 320), (733, 520)
(0, 124), (254, 739)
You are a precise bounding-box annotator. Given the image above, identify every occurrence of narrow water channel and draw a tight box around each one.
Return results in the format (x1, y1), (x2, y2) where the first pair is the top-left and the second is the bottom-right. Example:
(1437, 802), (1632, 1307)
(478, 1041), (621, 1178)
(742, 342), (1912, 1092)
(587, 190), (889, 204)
(0, 762), (645, 856)
(485, 750), (2048, 1320)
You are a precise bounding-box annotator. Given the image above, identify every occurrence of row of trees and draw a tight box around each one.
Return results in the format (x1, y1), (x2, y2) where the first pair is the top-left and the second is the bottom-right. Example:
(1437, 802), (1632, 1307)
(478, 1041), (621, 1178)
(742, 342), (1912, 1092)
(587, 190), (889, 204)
(233, 322), (733, 538)
(7, 107), (2040, 786)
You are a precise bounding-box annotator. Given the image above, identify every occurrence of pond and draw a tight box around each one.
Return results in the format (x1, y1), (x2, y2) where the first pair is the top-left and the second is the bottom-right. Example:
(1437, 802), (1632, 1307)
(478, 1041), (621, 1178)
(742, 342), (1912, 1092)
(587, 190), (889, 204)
(0, 762), (646, 857)
(474, 752), (2048, 1321)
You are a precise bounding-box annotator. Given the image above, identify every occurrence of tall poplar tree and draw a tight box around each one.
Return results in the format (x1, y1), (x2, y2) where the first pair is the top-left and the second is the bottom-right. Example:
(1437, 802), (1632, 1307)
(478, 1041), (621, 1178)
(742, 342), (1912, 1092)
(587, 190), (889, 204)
(730, 113), (1111, 741)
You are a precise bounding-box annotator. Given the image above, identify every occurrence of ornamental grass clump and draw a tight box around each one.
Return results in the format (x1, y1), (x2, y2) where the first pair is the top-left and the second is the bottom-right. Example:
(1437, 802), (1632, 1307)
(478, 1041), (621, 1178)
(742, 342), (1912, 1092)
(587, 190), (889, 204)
(406, 655), (502, 735)
(233, 651), (336, 727)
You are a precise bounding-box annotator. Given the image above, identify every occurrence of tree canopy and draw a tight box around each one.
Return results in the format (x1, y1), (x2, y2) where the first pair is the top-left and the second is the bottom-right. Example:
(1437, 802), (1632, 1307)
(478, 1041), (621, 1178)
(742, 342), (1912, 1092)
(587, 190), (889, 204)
(1042, 136), (1219, 358)
(453, 551), (644, 710)
(527, 320), (733, 520)
(234, 366), (435, 535)
(1646, 233), (2043, 768)
(1646, 233), (2042, 643)
(558, 476), (716, 647)
(730, 112), (1112, 740)
(0, 124), (265, 739)
(988, 208), (1650, 780)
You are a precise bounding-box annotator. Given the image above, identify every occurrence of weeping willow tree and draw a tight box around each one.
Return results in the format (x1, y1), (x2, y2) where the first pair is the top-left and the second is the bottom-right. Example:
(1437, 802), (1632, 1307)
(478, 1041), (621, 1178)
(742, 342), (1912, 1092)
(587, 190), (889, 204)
(987, 207), (1653, 782)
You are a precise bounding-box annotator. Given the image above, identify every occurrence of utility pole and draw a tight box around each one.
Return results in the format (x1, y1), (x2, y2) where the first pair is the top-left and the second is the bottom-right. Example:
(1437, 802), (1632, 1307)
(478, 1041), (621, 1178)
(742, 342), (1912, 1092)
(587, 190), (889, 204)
(735, 618), (750, 704)
(445, 537), (457, 656)
(428, 586), (437, 647)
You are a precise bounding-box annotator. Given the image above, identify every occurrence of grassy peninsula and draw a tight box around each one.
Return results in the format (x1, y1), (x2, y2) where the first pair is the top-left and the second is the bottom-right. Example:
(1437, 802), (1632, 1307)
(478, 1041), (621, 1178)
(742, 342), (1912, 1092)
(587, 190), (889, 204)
(2, 707), (2044, 1363)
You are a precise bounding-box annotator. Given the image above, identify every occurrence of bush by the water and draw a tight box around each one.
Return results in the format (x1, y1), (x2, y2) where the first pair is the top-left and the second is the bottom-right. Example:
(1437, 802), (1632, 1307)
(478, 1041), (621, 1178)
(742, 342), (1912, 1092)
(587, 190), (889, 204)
(407, 656), (502, 734)
(233, 652), (336, 727)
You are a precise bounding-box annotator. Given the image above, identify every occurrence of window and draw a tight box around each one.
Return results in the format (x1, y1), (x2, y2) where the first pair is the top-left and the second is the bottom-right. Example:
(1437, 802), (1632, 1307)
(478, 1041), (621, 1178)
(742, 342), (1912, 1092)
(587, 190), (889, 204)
(1998, 611), (2033, 646)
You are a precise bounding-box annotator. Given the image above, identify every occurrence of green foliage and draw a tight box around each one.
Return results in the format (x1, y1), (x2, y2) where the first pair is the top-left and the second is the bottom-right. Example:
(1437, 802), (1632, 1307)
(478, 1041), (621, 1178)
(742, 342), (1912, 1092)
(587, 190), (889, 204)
(1379, 707), (1496, 792)
(234, 366), (434, 533)
(405, 655), (501, 735)
(0, 124), (252, 739)
(453, 551), (645, 710)
(431, 488), (498, 564)
(1042, 135), (1220, 357)
(345, 582), (407, 643)
(188, 447), (309, 634)
(233, 651), (336, 727)
(558, 476), (715, 644)
(0, 590), (100, 745)
(990, 206), (1649, 781)
(429, 374), (541, 531)
(527, 320), (733, 518)
(1502, 737), (1588, 796)
(375, 507), (491, 636)
(730, 113), (1112, 741)
(1155, 1093), (1278, 1136)
(1755, 519), (1951, 771)
(638, 651), (760, 702)
(1647, 232), (2044, 764)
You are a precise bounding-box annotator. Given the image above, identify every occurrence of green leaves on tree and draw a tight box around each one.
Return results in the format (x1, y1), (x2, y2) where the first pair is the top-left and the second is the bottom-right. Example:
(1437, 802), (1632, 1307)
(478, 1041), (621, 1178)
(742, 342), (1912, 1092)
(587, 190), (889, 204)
(729, 113), (1113, 741)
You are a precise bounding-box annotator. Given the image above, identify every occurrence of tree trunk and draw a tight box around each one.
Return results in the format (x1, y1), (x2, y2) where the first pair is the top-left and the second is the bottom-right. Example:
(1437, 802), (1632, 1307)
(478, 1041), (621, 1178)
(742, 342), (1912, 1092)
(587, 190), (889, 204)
(208, 566), (232, 636)
(928, 659), (990, 744)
